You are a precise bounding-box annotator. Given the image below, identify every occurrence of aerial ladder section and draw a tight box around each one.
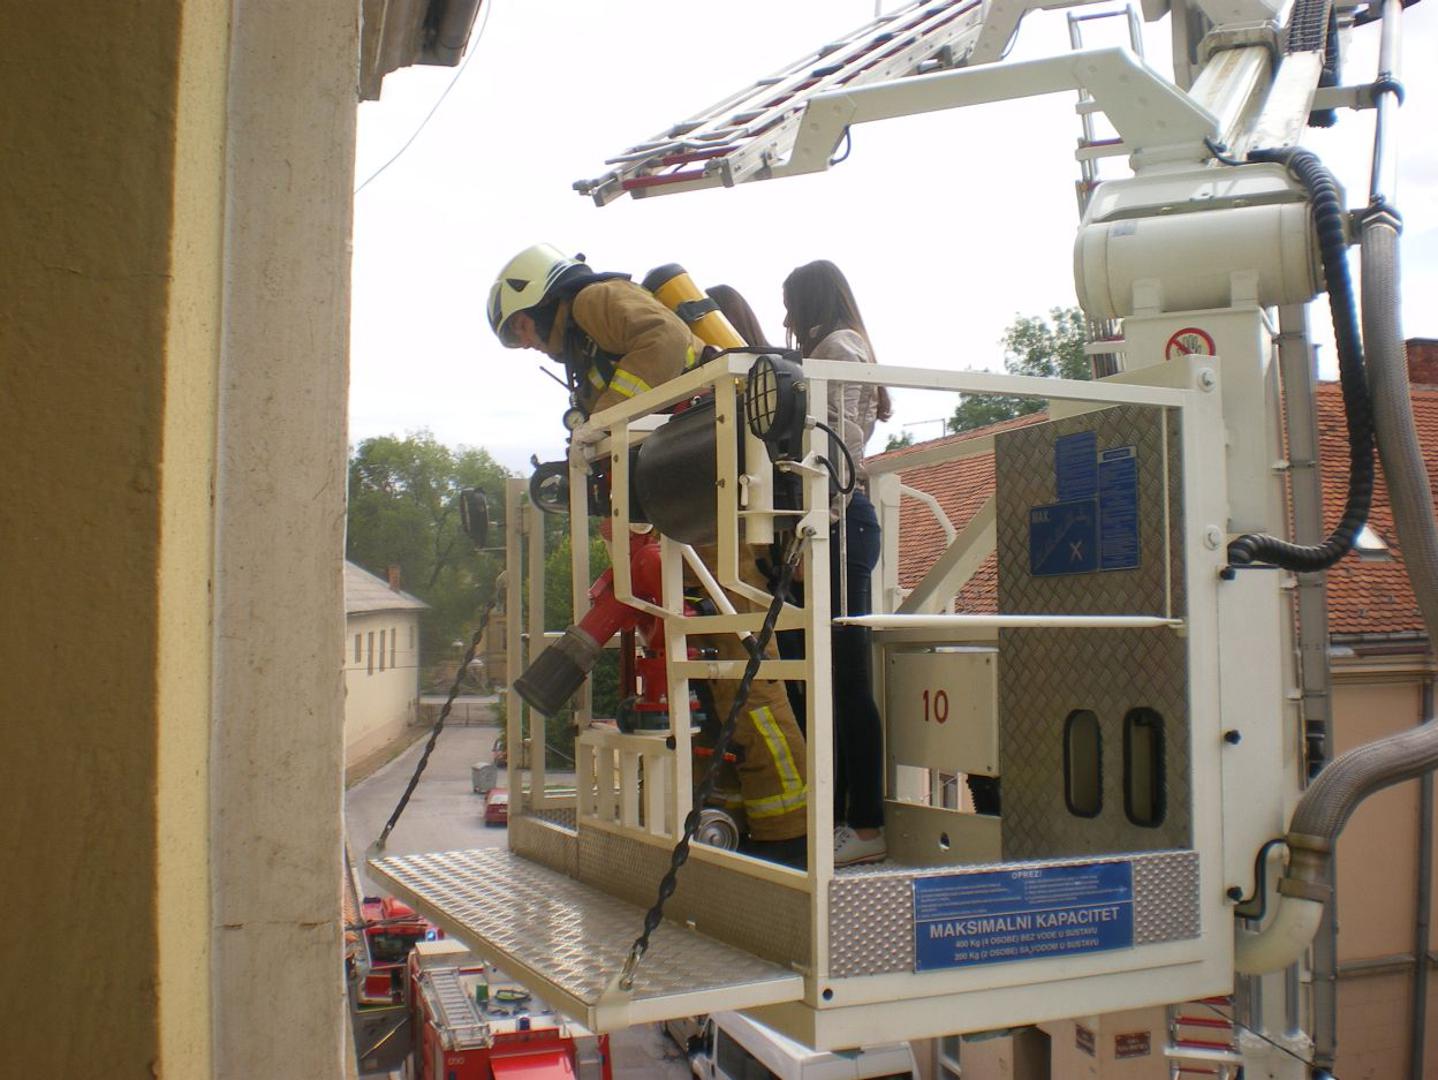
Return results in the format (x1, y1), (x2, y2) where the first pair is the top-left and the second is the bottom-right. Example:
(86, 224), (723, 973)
(576, 0), (1109, 205)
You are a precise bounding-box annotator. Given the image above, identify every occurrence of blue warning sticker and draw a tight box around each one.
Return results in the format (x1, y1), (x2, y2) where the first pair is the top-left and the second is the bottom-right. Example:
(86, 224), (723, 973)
(913, 862), (1135, 972)
(1027, 430), (1142, 576)
(1099, 446), (1140, 571)
(1029, 499), (1099, 577)
(1055, 431), (1099, 501)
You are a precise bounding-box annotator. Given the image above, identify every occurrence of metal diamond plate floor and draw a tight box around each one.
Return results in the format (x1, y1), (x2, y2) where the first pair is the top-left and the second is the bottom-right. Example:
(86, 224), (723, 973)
(368, 847), (804, 1030)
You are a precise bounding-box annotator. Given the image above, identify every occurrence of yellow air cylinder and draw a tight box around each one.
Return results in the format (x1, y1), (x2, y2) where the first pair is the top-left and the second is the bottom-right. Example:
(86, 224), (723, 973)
(644, 263), (775, 546)
(642, 263), (748, 349)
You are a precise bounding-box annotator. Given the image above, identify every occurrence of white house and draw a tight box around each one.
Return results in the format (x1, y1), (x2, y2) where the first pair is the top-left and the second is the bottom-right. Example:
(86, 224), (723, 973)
(344, 561), (428, 770)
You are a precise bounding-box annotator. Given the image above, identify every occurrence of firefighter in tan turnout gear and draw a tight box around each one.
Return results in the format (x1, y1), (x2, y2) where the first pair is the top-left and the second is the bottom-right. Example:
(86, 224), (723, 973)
(488, 244), (808, 865)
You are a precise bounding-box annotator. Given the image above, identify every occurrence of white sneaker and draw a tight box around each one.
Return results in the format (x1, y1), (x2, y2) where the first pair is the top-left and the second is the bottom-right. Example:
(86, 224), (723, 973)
(834, 825), (886, 867)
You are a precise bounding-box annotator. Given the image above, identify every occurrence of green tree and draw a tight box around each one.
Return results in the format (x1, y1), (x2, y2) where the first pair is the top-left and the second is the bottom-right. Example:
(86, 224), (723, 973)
(883, 430), (915, 452)
(346, 432), (510, 680)
(948, 306), (1091, 434)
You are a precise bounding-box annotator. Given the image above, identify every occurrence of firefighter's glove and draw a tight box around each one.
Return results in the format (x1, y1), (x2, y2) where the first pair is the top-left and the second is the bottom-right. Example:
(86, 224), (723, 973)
(568, 421), (607, 468)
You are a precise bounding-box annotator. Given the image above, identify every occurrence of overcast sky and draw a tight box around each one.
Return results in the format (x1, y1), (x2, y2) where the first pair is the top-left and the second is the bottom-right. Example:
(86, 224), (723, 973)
(350, 0), (1438, 473)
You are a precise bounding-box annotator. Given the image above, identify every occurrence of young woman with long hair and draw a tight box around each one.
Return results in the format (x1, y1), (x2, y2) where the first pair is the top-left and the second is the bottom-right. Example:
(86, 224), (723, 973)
(781, 259), (891, 867)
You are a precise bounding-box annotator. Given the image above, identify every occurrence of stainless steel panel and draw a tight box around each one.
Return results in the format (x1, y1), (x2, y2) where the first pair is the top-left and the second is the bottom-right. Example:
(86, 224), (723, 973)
(828, 850), (1200, 978)
(578, 826), (811, 968)
(1133, 849), (1201, 944)
(511, 813), (580, 878)
(368, 847), (803, 1029)
(995, 407), (1191, 858)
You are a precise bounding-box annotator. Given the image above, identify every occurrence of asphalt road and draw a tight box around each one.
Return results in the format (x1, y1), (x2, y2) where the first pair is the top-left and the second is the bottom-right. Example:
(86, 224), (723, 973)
(345, 716), (690, 1080)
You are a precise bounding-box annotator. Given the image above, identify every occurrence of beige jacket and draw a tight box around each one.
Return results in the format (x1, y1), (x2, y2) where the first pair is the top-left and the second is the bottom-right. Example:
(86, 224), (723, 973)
(812, 328), (879, 486)
(547, 278), (706, 416)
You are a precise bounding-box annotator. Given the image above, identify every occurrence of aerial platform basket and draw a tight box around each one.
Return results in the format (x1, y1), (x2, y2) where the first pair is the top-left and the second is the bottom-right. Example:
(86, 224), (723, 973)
(369, 353), (1252, 1050)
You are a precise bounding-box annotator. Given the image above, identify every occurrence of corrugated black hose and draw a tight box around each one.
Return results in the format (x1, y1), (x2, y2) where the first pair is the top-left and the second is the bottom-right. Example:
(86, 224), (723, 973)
(1225, 147), (1376, 572)
(1286, 0), (1341, 126)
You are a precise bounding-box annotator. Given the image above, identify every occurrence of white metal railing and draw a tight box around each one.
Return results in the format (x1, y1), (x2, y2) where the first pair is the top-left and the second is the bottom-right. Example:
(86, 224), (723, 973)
(508, 352), (1221, 890)
(577, 729), (674, 837)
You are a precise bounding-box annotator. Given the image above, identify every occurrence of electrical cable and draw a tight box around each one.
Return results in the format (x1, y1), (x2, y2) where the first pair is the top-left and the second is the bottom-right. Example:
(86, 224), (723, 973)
(354, 0), (494, 195)
(814, 420), (858, 494)
(618, 533), (808, 990)
(374, 600), (495, 847)
(1201, 1001), (1338, 1076)
(1221, 147), (1376, 572)
(1234, 837), (1288, 920)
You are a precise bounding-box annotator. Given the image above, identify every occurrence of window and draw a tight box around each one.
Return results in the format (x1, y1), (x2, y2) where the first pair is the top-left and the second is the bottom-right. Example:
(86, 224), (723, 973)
(1354, 524), (1392, 561)
(353, 634), (361, 664)
(1063, 710), (1103, 818)
(391, 625), (397, 668)
(938, 1034), (962, 1080)
(367, 631), (374, 675)
(409, 623), (415, 649)
(715, 1029), (778, 1080)
(1123, 707), (1166, 827)
(379, 630), (386, 671)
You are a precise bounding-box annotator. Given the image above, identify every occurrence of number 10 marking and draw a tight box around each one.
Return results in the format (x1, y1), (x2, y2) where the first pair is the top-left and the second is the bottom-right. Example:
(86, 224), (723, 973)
(922, 688), (949, 724)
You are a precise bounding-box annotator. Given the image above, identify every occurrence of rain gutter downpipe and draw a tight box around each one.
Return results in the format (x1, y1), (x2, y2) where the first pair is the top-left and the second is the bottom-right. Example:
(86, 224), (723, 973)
(1237, 0), (1438, 977)
(1413, 677), (1434, 1080)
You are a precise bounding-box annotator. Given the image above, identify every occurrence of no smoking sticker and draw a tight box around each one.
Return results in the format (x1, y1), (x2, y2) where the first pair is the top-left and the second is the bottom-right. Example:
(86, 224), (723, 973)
(1164, 327), (1216, 361)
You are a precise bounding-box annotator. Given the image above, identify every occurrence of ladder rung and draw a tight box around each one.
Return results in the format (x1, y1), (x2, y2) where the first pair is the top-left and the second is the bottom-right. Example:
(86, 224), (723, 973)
(1076, 141), (1129, 162)
(1170, 1039), (1240, 1055)
(1173, 1016), (1233, 1029)
(1071, 8), (1137, 23)
(621, 169), (710, 191)
(1166, 1046), (1244, 1065)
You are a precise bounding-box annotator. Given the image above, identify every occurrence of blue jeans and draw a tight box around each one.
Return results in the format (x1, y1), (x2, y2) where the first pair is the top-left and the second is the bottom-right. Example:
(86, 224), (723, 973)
(776, 491), (885, 830)
(831, 492), (884, 829)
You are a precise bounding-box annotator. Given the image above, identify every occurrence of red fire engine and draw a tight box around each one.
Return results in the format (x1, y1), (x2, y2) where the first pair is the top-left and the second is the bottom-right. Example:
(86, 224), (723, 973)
(407, 939), (612, 1080)
(354, 894), (439, 1007)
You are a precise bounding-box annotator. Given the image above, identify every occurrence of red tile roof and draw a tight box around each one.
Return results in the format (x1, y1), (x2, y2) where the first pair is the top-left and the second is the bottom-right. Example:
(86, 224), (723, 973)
(870, 412), (1048, 613)
(879, 354), (1438, 637)
(1318, 377), (1438, 637)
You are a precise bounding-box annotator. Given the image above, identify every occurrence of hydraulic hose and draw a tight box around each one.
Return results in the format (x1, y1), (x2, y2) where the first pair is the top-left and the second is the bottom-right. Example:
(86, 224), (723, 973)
(1240, 203), (1438, 975)
(1363, 217), (1438, 643)
(1227, 148), (1376, 571)
(1276, 213), (1438, 846)
(1285, 0), (1340, 127)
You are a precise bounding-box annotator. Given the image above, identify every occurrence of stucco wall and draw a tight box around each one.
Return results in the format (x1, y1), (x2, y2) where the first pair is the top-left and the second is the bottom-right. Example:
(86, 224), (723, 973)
(1, 2), (227, 1074)
(210, 1), (357, 1077)
(345, 610), (423, 767)
(1331, 672), (1436, 1080)
(0, 1), (357, 1076)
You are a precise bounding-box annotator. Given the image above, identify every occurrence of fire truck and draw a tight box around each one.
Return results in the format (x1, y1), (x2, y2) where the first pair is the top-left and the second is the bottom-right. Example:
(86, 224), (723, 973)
(368, 0), (1434, 1076)
(407, 939), (613, 1080)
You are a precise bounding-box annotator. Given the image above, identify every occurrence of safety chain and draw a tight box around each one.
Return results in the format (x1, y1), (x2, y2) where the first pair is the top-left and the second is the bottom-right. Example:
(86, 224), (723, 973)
(619, 532), (809, 991)
(376, 601), (496, 848)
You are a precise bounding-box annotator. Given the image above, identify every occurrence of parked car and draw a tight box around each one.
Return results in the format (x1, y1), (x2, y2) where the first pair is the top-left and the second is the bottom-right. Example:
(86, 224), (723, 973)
(483, 788), (509, 826)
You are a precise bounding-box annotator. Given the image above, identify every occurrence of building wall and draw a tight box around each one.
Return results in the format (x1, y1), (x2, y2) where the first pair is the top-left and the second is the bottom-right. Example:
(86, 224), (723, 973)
(0, 1), (357, 1076)
(345, 611), (423, 767)
(1330, 670), (1437, 1080)
(2, 2), (226, 1074)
